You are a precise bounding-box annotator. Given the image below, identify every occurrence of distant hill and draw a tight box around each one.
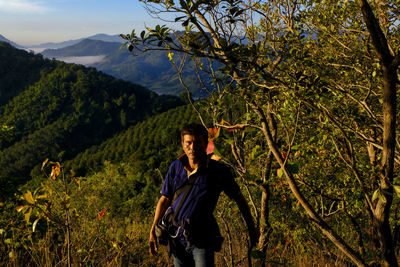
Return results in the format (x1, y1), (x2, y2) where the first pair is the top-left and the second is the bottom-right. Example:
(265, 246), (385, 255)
(40, 38), (210, 98)
(0, 42), (184, 196)
(41, 39), (122, 57)
(29, 33), (123, 49)
(0, 34), (23, 49)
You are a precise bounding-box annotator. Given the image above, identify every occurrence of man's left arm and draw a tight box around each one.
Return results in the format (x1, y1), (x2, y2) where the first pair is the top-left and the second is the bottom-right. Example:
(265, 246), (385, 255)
(234, 193), (260, 248)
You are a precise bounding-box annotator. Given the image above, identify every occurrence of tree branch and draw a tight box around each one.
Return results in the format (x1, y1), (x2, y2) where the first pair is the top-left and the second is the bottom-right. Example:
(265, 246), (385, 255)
(357, 0), (394, 62)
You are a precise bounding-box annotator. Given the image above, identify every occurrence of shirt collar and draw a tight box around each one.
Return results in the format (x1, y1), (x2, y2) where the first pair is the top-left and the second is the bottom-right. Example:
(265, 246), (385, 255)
(178, 153), (210, 175)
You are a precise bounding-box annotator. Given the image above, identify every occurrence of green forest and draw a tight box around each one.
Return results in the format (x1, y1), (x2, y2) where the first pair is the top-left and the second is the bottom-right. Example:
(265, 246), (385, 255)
(2, 0), (400, 266)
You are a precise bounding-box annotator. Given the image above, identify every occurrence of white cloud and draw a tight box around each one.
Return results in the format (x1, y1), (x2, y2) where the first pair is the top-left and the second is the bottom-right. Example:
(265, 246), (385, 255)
(0, 0), (49, 14)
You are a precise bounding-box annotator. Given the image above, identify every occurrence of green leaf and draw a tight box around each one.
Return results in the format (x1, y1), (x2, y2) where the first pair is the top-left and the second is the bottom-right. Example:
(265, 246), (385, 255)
(24, 191), (35, 204)
(168, 52), (174, 62)
(372, 189), (379, 202)
(372, 188), (386, 203)
(393, 185), (400, 198)
(175, 16), (186, 22)
(277, 168), (283, 178)
(16, 205), (26, 212)
(24, 207), (32, 223)
(32, 218), (40, 232)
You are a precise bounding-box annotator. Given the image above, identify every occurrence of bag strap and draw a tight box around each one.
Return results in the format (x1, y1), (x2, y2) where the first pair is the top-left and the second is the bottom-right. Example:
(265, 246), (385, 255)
(171, 174), (199, 221)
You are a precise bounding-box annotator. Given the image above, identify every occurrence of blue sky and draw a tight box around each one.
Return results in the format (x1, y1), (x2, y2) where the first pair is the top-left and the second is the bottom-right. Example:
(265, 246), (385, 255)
(0, 0), (173, 46)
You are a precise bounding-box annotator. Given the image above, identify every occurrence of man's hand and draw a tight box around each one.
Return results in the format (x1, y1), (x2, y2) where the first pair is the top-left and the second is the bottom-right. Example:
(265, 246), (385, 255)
(234, 193), (260, 248)
(149, 196), (171, 256)
(149, 229), (158, 256)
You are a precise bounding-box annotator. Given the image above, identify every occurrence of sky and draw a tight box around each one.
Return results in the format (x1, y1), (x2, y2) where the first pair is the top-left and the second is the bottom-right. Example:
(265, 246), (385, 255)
(0, 0), (174, 46)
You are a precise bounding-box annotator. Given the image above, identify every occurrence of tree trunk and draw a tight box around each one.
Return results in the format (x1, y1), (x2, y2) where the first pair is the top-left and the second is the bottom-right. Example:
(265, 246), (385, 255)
(373, 63), (398, 267)
(257, 113), (277, 266)
(248, 101), (367, 267)
(357, 1), (399, 265)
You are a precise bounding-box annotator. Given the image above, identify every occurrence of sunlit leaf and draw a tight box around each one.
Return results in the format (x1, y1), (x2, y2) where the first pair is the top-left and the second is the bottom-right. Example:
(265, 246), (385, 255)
(168, 52), (174, 61)
(24, 207), (32, 223)
(24, 191), (35, 204)
(36, 194), (47, 200)
(277, 168), (283, 178)
(208, 127), (220, 141)
(16, 205), (26, 212)
(211, 154), (221, 161)
(206, 141), (215, 154)
(41, 158), (49, 171)
(50, 165), (60, 180)
(32, 218), (40, 232)
(98, 209), (106, 220)
(372, 188), (386, 203)
(393, 185), (400, 198)
(372, 189), (379, 202)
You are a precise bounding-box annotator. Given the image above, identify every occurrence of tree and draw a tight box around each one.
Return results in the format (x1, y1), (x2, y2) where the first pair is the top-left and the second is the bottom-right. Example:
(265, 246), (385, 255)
(125, 0), (399, 265)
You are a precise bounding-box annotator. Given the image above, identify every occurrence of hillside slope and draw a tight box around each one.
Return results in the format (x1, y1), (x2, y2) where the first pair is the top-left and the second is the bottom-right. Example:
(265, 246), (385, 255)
(0, 43), (184, 195)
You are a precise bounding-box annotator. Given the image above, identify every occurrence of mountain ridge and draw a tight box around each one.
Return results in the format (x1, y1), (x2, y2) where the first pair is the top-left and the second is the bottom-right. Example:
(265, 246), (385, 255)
(0, 34), (23, 48)
(40, 38), (210, 98)
(28, 33), (124, 49)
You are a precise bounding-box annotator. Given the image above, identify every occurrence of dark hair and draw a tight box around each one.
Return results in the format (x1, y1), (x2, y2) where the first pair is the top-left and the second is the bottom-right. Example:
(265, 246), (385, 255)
(181, 123), (208, 143)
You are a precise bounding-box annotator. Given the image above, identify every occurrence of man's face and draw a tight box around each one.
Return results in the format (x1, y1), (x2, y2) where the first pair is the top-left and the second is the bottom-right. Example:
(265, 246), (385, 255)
(182, 134), (207, 161)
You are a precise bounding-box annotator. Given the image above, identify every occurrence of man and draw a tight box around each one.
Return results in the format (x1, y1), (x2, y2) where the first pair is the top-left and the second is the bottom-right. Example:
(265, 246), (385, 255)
(149, 123), (258, 267)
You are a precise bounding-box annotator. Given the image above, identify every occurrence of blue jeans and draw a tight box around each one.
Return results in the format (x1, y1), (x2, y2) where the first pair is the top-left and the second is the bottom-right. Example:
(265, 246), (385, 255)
(173, 242), (214, 267)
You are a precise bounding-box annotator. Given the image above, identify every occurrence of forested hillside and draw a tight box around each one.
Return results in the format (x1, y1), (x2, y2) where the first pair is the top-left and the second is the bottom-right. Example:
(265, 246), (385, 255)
(40, 38), (210, 98)
(65, 103), (200, 176)
(0, 41), (184, 196)
(0, 42), (54, 106)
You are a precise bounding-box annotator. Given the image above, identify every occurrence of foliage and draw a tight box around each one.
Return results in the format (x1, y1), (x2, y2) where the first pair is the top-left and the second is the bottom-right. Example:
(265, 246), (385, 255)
(2, 161), (170, 266)
(123, 0), (400, 265)
(0, 43), (184, 198)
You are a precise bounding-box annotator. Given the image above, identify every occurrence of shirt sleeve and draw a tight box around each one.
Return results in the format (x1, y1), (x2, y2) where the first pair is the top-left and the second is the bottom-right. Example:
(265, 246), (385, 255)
(160, 161), (175, 200)
(220, 164), (241, 200)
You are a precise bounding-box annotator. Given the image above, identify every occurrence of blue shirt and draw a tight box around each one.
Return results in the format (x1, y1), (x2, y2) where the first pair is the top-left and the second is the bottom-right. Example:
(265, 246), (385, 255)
(161, 154), (241, 247)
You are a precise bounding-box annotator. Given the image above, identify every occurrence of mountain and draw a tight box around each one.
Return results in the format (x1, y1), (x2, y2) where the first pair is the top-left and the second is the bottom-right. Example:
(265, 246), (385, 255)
(0, 34), (23, 49)
(40, 38), (210, 98)
(86, 33), (124, 43)
(0, 42), (184, 196)
(29, 33), (123, 49)
(41, 39), (121, 57)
